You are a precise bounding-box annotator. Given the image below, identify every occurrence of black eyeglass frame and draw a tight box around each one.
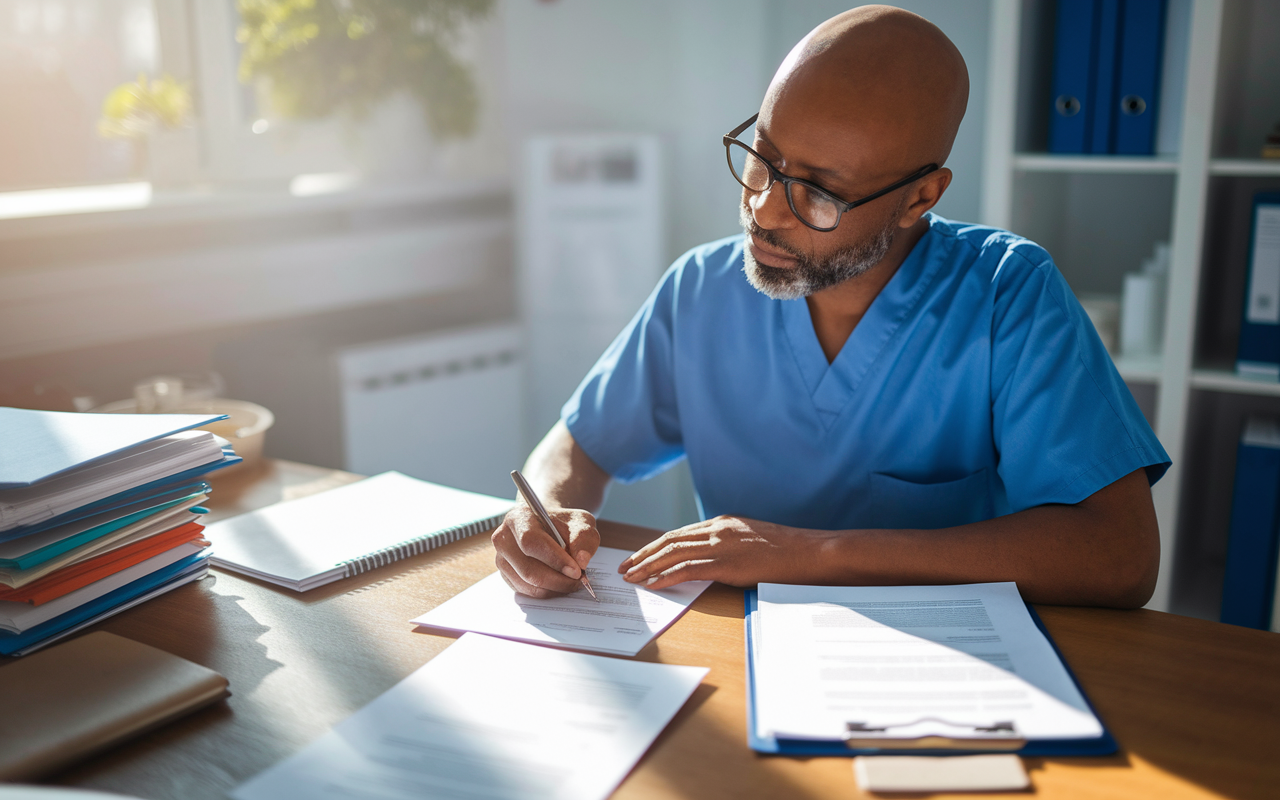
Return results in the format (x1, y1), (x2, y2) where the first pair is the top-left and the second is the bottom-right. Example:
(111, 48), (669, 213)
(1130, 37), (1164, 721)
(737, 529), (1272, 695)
(723, 113), (940, 232)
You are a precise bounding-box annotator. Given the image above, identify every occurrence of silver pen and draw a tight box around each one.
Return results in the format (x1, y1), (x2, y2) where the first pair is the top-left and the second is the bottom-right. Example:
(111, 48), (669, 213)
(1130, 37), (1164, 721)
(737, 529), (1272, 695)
(510, 470), (599, 601)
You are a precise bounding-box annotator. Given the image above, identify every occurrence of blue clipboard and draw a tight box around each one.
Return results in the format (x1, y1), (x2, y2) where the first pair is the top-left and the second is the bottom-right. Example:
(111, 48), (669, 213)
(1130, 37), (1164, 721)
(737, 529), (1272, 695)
(744, 590), (1118, 757)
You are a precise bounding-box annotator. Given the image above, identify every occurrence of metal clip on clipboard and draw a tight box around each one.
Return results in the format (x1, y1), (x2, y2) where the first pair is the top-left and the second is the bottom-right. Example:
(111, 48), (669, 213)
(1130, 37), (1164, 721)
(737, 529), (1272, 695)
(843, 718), (1027, 750)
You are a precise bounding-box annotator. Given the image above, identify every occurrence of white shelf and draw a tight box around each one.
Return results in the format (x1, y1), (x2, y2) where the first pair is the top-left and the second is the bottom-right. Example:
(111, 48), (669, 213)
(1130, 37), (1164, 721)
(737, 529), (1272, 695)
(1190, 369), (1280, 396)
(1208, 158), (1280, 176)
(1012, 153), (1180, 174)
(984, 0), (1254, 614)
(1114, 354), (1164, 383)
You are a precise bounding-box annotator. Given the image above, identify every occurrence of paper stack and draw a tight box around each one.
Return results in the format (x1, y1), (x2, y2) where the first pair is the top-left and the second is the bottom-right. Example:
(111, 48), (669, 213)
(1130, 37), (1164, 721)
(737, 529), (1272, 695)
(0, 407), (242, 656)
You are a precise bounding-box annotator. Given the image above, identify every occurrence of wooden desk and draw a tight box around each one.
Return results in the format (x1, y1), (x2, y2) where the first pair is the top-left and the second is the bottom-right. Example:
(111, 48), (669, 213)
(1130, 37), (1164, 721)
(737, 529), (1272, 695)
(25, 460), (1280, 799)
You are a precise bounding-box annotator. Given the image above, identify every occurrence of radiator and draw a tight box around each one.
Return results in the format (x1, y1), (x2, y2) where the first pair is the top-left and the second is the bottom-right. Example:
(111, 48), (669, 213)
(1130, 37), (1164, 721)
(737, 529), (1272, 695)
(338, 324), (524, 500)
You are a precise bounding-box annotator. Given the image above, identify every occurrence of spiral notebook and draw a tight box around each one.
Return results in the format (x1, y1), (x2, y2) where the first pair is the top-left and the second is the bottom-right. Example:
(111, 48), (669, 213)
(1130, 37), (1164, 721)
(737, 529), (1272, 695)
(206, 471), (513, 591)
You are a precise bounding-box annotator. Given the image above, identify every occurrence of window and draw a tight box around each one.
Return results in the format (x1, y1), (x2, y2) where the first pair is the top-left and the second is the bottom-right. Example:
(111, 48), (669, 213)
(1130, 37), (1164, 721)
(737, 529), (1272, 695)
(0, 0), (162, 191)
(0, 0), (507, 217)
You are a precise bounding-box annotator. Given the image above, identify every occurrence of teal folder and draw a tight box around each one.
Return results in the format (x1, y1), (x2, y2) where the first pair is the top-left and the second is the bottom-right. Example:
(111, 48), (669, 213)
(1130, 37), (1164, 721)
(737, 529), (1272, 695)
(0, 490), (206, 570)
(744, 590), (1118, 757)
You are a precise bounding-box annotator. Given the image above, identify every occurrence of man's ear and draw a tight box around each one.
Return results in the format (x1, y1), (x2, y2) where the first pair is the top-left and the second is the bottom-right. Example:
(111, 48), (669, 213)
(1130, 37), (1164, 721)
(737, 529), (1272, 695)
(897, 168), (952, 228)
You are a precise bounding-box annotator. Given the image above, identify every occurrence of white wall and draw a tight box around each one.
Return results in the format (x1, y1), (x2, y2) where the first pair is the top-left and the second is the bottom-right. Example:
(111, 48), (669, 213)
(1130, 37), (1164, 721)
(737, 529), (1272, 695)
(501, 0), (993, 529)
(504, 0), (990, 261)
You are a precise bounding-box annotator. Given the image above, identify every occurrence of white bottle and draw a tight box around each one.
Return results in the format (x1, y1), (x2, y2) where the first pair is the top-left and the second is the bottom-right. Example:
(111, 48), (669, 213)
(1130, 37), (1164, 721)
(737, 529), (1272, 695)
(1120, 242), (1170, 358)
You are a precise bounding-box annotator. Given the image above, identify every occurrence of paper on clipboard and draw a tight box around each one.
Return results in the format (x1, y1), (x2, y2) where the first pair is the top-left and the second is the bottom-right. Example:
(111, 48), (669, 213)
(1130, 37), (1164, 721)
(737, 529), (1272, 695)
(753, 582), (1104, 746)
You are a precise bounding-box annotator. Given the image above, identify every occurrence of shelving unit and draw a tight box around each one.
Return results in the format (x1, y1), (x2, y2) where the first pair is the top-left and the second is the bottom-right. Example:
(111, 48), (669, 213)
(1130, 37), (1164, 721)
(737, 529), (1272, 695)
(1012, 153), (1180, 173)
(1209, 159), (1280, 176)
(1115, 354), (1166, 383)
(1190, 370), (1280, 397)
(983, 0), (1280, 616)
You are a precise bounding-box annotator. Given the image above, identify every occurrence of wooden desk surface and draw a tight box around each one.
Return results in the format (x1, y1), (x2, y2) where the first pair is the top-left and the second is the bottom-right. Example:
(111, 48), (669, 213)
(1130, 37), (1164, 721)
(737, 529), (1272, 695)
(20, 460), (1280, 799)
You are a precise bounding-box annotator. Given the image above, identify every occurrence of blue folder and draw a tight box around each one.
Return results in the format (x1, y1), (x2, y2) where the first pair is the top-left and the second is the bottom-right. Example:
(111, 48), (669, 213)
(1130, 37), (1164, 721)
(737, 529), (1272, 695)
(1221, 418), (1280, 630)
(744, 590), (1119, 757)
(1088, 0), (1123, 153)
(0, 490), (207, 570)
(0, 552), (209, 656)
(0, 481), (212, 544)
(1237, 193), (1280, 380)
(1113, 0), (1167, 154)
(1049, 0), (1102, 153)
(0, 407), (226, 489)
(0, 451), (238, 544)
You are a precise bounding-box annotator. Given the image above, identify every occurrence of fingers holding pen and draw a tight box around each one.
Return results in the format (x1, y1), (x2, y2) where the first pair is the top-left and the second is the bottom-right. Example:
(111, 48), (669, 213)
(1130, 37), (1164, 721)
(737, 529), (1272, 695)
(491, 506), (602, 598)
(562, 510), (601, 571)
(507, 506), (582, 577)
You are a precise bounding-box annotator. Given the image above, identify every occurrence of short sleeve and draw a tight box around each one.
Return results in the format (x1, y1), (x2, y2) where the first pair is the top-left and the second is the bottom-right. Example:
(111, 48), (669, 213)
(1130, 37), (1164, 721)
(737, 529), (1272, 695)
(990, 243), (1170, 511)
(560, 262), (686, 484)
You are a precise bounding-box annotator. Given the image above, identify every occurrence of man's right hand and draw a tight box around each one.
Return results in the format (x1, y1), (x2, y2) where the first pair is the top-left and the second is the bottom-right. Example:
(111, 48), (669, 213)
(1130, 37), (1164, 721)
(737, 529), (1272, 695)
(491, 505), (601, 598)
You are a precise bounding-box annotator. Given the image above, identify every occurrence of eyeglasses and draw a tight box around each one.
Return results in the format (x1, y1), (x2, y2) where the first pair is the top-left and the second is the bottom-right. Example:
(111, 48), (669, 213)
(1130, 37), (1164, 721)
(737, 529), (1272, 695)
(723, 113), (939, 232)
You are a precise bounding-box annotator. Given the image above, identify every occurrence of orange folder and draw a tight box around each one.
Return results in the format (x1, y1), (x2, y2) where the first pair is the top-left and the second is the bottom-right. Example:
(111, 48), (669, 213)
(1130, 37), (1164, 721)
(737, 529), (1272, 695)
(0, 521), (206, 606)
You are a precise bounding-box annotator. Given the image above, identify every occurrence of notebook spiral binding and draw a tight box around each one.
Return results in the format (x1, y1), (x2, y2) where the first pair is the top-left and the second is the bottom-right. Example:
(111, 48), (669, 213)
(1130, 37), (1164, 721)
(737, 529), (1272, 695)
(338, 513), (507, 577)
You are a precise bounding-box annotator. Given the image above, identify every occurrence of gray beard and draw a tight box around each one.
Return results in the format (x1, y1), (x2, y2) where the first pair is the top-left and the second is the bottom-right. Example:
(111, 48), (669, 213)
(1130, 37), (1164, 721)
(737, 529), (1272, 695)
(738, 201), (897, 300)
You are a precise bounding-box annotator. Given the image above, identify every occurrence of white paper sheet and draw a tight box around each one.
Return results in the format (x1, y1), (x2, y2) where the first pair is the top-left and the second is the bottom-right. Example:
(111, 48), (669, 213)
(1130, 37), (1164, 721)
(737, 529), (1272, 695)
(411, 546), (710, 657)
(754, 582), (1103, 742)
(232, 633), (707, 800)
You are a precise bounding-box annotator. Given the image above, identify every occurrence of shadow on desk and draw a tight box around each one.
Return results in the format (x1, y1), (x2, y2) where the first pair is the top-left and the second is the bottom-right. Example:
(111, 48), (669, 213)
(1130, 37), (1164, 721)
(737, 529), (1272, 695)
(1037, 605), (1280, 800)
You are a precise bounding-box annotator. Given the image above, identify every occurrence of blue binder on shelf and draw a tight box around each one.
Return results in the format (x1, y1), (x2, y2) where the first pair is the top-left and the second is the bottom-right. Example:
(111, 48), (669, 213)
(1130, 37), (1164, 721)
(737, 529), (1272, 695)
(1088, 0), (1123, 154)
(1113, 0), (1167, 154)
(744, 590), (1119, 757)
(1049, 0), (1102, 153)
(1237, 193), (1280, 380)
(1221, 417), (1280, 630)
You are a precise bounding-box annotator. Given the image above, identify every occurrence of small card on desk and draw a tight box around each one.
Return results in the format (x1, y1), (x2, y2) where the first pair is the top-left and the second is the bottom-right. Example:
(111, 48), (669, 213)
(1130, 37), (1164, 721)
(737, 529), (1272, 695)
(0, 631), (229, 780)
(854, 755), (1030, 793)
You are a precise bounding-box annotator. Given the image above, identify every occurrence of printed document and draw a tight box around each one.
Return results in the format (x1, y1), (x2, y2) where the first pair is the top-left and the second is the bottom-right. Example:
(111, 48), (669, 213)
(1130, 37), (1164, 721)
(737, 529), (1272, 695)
(411, 546), (710, 656)
(754, 582), (1103, 742)
(232, 633), (707, 800)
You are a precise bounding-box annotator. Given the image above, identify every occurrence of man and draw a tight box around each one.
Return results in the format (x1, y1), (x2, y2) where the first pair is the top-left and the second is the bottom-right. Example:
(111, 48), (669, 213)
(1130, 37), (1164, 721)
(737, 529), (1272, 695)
(493, 6), (1169, 609)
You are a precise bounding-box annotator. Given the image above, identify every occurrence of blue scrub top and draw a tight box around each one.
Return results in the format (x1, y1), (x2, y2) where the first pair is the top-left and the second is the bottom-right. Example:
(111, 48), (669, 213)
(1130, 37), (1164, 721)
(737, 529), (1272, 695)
(562, 213), (1170, 531)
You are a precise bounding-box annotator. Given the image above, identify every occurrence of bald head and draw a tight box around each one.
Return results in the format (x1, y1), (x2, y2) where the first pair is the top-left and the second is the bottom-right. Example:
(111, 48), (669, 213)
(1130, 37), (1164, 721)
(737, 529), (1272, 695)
(737, 7), (970, 300)
(763, 5), (969, 173)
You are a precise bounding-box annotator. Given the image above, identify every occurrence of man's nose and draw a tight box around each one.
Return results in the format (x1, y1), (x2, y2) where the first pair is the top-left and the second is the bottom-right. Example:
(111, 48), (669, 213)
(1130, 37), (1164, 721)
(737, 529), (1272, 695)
(748, 183), (797, 231)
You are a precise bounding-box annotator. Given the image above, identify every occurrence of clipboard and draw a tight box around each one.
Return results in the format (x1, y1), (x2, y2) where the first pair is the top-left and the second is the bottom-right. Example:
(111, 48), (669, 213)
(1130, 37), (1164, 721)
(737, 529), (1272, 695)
(744, 589), (1118, 756)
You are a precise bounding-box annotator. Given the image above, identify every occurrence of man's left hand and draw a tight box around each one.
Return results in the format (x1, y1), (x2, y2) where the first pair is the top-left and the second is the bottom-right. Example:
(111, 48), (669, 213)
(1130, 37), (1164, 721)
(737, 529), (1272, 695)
(618, 515), (821, 589)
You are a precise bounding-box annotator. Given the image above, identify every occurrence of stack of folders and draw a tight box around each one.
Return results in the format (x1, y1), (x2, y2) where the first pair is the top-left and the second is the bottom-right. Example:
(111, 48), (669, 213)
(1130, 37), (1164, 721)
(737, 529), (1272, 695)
(1048, 0), (1189, 155)
(0, 406), (242, 656)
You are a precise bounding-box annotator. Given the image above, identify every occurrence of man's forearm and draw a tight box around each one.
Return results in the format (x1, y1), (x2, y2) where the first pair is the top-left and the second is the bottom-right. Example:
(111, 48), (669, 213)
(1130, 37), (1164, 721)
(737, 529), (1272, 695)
(522, 421), (612, 515)
(812, 469), (1160, 608)
(620, 468), (1160, 610)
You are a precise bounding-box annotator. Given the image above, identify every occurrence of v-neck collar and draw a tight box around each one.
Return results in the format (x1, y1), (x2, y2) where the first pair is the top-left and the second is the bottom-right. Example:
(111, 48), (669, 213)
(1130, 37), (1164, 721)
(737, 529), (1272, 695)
(779, 217), (947, 428)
